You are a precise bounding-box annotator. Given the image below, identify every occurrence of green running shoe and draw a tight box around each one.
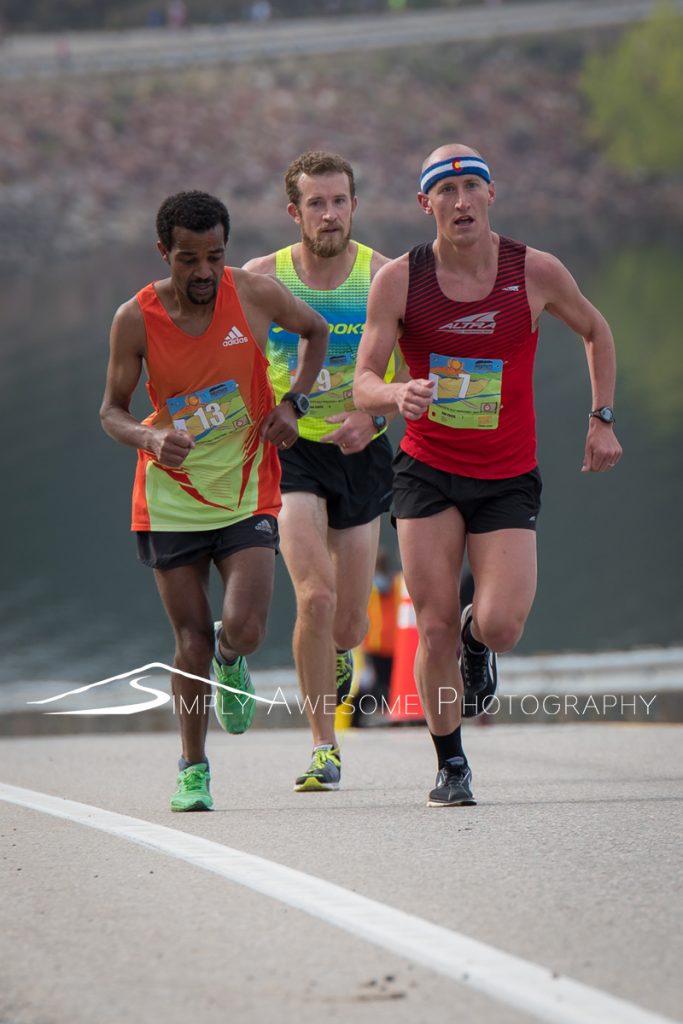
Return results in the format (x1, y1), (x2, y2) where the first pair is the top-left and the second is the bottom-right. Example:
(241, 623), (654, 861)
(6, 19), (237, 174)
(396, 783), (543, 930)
(212, 623), (255, 735)
(170, 763), (213, 812)
(335, 649), (354, 705)
(294, 745), (341, 792)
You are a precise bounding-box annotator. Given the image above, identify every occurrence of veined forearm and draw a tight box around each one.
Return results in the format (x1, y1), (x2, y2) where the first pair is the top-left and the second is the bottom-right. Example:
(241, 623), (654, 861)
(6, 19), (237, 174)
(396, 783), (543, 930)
(353, 369), (403, 415)
(583, 323), (617, 407)
(101, 407), (154, 452)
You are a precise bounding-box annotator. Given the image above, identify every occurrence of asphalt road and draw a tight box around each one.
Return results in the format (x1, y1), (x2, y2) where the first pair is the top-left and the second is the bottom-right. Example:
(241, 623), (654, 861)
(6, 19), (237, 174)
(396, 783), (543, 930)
(1, 724), (681, 1023)
(1, 1), (682, 79)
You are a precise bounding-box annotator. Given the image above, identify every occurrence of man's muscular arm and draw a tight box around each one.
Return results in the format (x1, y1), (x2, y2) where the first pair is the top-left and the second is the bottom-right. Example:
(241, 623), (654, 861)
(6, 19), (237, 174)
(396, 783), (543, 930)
(526, 249), (623, 474)
(236, 270), (329, 448)
(100, 299), (195, 468)
(354, 257), (434, 421)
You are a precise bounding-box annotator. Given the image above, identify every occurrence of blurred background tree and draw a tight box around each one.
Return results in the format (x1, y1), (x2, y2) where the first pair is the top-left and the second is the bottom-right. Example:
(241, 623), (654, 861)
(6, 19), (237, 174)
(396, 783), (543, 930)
(580, 3), (683, 173)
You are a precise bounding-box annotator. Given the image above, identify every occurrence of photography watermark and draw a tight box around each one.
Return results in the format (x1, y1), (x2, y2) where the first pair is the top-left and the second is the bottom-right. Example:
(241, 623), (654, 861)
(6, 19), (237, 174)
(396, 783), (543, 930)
(26, 664), (658, 721)
(26, 662), (270, 717)
(440, 689), (658, 719)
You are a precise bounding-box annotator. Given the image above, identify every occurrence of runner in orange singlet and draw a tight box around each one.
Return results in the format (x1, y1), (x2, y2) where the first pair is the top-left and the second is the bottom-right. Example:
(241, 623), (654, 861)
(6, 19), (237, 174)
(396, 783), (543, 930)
(101, 191), (327, 812)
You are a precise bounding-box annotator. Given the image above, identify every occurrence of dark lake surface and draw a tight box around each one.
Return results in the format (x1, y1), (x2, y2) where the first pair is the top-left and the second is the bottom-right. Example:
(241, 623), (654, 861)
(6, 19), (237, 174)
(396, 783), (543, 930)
(2, 222), (681, 686)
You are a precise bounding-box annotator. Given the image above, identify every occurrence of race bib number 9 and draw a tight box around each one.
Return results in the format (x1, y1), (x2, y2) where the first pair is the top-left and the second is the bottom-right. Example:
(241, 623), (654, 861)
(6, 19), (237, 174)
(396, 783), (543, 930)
(428, 355), (503, 430)
(167, 379), (252, 441)
(288, 353), (355, 417)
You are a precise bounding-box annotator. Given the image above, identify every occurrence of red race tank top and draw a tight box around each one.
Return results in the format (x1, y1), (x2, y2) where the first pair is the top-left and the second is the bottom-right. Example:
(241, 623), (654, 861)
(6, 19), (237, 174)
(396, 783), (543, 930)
(399, 236), (539, 479)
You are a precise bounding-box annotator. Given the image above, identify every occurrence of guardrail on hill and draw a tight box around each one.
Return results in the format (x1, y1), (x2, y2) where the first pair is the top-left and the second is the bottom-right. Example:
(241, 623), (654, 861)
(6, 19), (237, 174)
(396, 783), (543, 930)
(1, 1), (681, 80)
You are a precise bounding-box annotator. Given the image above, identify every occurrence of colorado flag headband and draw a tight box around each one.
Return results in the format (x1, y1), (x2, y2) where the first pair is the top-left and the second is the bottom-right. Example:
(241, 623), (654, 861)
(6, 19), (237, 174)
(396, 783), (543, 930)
(420, 156), (491, 194)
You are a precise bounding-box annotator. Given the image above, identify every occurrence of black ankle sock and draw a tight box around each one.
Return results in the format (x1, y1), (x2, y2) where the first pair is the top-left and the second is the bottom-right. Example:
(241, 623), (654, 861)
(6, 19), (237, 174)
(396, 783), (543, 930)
(179, 757), (209, 771)
(214, 626), (237, 667)
(464, 620), (487, 654)
(430, 726), (466, 768)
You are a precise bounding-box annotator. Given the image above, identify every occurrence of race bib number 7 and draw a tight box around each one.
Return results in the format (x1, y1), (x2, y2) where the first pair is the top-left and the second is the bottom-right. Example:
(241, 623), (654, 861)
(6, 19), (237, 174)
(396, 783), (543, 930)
(167, 379), (252, 441)
(428, 355), (503, 430)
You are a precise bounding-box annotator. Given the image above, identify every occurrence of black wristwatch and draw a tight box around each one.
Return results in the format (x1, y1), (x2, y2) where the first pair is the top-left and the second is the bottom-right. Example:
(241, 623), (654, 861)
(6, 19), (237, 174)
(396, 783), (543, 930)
(371, 415), (387, 431)
(589, 406), (615, 425)
(282, 391), (310, 419)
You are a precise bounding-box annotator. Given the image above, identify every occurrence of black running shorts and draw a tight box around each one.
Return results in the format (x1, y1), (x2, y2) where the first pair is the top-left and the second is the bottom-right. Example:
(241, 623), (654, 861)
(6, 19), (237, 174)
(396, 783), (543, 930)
(136, 514), (279, 570)
(392, 450), (542, 533)
(279, 434), (393, 530)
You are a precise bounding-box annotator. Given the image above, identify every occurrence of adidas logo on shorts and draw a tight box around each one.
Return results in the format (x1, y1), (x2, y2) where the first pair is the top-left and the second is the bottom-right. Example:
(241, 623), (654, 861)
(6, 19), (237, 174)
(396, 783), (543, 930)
(254, 518), (274, 534)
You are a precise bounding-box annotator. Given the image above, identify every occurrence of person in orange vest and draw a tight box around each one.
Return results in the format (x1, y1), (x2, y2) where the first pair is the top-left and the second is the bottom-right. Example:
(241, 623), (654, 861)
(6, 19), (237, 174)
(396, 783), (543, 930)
(353, 548), (400, 726)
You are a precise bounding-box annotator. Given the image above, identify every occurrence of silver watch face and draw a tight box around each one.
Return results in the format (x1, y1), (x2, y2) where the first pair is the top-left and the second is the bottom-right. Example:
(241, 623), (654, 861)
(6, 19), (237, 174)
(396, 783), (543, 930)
(599, 407), (615, 423)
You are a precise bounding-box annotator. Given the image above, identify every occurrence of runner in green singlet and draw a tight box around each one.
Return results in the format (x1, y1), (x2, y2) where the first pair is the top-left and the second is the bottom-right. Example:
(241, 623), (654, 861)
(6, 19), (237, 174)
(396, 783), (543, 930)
(245, 152), (399, 792)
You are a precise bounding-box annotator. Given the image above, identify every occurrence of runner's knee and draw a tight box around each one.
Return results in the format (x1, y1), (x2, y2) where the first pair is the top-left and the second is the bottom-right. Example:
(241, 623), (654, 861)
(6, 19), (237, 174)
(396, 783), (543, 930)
(417, 615), (460, 660)
(475, 610), (525, 653)
(296, 582), (336, 628)
(221, 615), (266, 656)
(334, 610), (369, 652)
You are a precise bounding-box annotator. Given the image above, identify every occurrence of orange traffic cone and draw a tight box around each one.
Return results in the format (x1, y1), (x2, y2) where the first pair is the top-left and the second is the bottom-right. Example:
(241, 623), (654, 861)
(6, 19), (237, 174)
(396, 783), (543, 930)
(387, 575), (425, 723)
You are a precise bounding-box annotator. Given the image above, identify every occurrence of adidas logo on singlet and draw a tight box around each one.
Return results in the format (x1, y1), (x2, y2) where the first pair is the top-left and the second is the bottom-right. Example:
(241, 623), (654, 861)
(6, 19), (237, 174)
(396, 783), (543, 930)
(222, 326), (249, 347)
(439, 311), (499, 336)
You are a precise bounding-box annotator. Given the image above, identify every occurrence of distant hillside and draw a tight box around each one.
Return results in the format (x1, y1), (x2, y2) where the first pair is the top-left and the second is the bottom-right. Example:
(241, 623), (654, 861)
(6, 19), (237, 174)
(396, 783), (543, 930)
(1, 30), (681, 263)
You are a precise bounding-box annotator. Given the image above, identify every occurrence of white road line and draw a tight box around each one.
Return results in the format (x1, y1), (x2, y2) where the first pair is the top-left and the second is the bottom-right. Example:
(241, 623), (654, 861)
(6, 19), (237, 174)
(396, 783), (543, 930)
(0, 783), (676, 1024)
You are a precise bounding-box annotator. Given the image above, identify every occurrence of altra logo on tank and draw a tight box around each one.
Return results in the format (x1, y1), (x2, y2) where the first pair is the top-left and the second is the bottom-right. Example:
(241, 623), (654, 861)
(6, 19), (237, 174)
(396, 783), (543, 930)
(439, 311), (499, 335)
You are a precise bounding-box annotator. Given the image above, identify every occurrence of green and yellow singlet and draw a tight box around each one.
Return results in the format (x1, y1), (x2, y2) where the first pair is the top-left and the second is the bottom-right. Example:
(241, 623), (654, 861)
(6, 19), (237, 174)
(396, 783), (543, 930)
(267, 241), (375, 444)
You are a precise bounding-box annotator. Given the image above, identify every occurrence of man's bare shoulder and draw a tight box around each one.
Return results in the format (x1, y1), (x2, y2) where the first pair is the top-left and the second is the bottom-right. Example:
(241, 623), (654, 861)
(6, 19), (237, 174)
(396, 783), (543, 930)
(233, 266), (295, 316)
(113, 293), (142, 321)
(525, 246), (570, 290)
(370, 249), (392, 276)
(113, 293), (147, 331)
(233, 265), (287, 294)
(242, 252), (277, 275)
(373, 252), (410, 288)
(110, 293), (147, 354)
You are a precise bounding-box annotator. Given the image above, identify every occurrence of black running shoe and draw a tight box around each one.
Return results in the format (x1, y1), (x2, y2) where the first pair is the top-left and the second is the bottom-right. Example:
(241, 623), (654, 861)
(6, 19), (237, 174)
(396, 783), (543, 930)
(459, 603), (498, 718)
(428, 756), (476, 807)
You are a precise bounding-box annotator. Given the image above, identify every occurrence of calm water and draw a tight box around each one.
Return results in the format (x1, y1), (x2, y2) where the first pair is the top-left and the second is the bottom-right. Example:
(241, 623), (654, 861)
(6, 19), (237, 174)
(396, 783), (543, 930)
(2, 227), (682, 685)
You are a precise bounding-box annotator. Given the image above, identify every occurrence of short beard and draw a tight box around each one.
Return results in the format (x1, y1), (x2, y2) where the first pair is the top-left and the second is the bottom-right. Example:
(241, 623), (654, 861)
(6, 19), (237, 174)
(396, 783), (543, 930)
(302, 226), (351, 259)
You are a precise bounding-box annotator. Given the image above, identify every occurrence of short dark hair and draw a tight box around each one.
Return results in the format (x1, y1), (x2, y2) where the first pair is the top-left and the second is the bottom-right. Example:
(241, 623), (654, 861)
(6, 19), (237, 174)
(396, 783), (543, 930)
(285, 151), (356, 207)
(156, 191), (230, 250)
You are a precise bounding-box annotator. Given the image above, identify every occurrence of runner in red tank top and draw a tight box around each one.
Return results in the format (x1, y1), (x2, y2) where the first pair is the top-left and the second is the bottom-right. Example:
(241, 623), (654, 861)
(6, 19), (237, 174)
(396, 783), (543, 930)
(355, 144), (622, 808)
(100, 191), (328, 812)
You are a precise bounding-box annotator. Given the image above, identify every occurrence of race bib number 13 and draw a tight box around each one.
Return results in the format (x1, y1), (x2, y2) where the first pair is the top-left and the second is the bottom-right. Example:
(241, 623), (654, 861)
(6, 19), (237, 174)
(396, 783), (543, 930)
(167, 379), (252, 441)
(428, 355), (503, 430)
